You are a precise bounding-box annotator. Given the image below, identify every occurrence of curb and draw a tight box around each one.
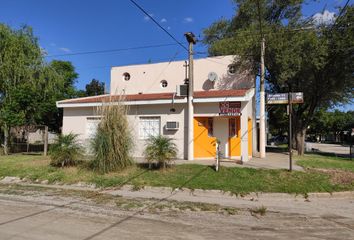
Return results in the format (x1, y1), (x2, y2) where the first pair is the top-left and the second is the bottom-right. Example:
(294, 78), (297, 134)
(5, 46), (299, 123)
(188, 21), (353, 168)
(1, 177), (354, 200)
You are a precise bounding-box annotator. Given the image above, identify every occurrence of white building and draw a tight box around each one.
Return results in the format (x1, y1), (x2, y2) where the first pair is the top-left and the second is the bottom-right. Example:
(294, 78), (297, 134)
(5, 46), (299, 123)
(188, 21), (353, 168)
(57, 55), (256, 161)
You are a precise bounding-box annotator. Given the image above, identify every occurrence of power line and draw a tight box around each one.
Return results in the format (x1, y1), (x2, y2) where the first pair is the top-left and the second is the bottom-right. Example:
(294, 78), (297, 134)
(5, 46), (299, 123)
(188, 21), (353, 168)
(205, 26), (318, 40)
(336, 0), (350, 23)
(144, 51), (181, 93)
(129, 0), (189, 52)
(45, 43), (179, 58)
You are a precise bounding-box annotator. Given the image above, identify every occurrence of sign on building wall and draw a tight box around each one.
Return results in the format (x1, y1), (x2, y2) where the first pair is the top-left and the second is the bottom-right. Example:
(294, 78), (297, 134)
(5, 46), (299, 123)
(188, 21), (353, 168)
(219, 101), (241, 116)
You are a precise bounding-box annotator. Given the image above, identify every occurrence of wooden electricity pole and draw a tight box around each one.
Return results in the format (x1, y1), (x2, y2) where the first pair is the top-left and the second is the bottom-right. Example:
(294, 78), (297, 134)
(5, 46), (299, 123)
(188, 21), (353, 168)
(185, 32), (196, 161)
(259, 37), (266, 158)
(256, 0), (266, 158)
(288, 84), (293, 171)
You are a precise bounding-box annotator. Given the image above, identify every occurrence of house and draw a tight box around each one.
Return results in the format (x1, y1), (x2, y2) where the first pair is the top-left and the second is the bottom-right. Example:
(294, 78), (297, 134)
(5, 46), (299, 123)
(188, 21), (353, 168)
(56, 55), (256, 161)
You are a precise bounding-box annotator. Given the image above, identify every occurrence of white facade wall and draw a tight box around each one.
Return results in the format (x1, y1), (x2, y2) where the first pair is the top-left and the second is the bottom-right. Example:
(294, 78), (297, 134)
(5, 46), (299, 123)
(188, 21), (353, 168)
(62, 96), (254, 160)
(110, 55), (253, 95)
(63, 104), (187, 159)
(60, 55), (256, 160)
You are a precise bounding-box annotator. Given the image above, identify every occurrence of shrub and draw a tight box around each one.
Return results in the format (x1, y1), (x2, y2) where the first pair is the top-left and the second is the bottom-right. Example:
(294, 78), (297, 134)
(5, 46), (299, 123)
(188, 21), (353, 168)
(144, 135), (178, 169)
(90, 98), (134, 173)
(49, 133), (83, 167)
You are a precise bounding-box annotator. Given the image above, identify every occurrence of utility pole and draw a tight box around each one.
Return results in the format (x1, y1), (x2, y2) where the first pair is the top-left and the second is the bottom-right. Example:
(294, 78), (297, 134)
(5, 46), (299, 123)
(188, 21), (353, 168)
(259, 37), (266, 158)
(185, 32), (196, 161)
(288, 83), (293, 171)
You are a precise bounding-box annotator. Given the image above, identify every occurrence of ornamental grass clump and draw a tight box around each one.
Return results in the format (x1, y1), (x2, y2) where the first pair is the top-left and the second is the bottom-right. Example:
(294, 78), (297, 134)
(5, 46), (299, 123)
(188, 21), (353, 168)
(144, 135), (178, 169)
(49, 133), (83, 167)
(90, 97), (134, 173)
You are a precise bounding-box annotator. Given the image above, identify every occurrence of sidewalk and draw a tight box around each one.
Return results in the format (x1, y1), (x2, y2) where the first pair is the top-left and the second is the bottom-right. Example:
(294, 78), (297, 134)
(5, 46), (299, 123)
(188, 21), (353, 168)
(1, 181), (353, 219)
(173, 152), (303, 171)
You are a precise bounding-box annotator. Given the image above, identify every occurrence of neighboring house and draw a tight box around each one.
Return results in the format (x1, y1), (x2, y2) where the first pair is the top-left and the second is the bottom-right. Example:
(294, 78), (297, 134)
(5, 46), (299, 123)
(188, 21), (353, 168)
(10, 126), (57, 144)
(57, 55), (256, 161)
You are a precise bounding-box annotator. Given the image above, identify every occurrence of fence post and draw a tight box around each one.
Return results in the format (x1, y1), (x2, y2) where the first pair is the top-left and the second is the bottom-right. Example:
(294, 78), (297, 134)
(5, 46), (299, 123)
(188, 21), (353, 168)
(43, 126), (48, 156)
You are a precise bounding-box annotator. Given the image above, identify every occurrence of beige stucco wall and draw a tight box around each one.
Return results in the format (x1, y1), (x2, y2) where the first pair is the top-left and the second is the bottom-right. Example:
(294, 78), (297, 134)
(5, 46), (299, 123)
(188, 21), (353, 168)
(61, 55), (256, 160)
(110, 55), (253, 95)
(62, 104), (187, 159)
(62, 96), (254, 160)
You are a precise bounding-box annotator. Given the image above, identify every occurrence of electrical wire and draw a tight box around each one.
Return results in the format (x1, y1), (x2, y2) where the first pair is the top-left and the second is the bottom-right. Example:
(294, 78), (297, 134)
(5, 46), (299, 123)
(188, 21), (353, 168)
(143, 51), (181, 93)
(45, 43), (179, 58)
(129, 0), (189, 52)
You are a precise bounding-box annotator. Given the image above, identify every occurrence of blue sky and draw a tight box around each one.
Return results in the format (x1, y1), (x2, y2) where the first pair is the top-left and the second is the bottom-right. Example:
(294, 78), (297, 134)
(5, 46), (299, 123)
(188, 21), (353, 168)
(1, 0), (352, 110)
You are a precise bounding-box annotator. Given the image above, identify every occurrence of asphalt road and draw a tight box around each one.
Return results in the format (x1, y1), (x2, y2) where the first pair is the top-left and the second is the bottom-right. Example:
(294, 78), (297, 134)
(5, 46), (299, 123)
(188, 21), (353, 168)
(0, 188), (354, 240)
(306, 142), (352, 157)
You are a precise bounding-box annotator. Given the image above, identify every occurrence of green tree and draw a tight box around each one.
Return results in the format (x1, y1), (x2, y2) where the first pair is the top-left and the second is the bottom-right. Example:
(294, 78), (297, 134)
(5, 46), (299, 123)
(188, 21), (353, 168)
(85, 79), (105, 96)
(43, 60), (79, 131)
(309, 110), (354, 143)
(0, 24), (79, 154)
(0, 24), (43, 154)
(203, 1), (354, 155)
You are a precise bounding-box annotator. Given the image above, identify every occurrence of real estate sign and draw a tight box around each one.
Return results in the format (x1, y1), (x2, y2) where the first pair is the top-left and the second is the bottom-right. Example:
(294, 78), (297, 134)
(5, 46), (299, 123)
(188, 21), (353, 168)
(219, 101), (241, 116)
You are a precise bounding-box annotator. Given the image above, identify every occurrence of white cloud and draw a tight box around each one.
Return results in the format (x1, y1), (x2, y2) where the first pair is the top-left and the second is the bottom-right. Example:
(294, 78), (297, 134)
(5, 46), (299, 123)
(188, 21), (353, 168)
(160, 18), (167, 23)
(144, 13), (154, 21)
(59, 47), (71, 53)
(312, 10), (336, 25)
(183, 17), (194, 23)
(49, 42), (56, 47)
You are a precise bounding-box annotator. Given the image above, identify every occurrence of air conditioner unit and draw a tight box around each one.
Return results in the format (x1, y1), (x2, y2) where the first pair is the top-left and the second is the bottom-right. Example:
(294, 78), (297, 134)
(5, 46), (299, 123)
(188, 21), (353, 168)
(165, 121), (179, 130)
(176, 84), (188, 97)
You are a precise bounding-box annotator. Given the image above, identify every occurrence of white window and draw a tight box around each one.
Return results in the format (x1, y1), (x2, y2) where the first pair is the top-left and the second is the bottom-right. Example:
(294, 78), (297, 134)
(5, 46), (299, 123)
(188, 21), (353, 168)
(139, 117), (160, 139)
(86, 117), (101, 138)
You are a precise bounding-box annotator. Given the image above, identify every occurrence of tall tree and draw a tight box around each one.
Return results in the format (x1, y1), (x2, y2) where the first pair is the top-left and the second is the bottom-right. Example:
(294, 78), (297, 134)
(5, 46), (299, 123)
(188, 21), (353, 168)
(85, 79), (105, 96)
(0, 24), (43, 154)
(0, 24), (79, 153)
(203, 1), (354, 155)
(45, 60), (79, 131)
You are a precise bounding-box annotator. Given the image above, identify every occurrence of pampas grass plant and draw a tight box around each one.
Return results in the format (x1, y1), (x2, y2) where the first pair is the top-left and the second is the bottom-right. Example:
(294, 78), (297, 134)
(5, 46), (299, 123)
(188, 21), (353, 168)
(90, 96), (134, 173)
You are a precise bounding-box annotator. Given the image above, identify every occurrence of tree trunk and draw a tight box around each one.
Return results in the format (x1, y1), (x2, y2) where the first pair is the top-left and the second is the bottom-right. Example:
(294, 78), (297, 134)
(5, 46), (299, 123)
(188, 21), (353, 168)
(3, 124), (9, 155)
(295, 128), (306, 156)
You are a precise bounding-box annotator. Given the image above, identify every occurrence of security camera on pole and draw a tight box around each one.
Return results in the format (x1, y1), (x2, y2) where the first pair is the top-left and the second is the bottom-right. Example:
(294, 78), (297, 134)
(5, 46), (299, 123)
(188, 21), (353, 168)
(185, 32), (196, 161)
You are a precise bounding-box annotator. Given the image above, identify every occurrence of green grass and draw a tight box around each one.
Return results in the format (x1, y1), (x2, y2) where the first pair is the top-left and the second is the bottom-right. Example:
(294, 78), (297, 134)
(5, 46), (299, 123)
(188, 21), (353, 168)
(0, 154), (353, 194)
(297, 153), (354, 172)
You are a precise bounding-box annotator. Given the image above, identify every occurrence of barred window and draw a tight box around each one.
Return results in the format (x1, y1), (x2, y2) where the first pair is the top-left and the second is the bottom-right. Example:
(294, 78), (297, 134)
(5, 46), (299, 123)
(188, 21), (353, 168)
(139, 117), (160, 139)
(86, 117), (101, 138)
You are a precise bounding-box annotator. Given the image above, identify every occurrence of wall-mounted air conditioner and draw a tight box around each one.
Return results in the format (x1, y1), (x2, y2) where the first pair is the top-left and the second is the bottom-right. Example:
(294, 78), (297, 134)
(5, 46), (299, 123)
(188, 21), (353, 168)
(165, 121), (179, 130)
(176, 85), (188, 97)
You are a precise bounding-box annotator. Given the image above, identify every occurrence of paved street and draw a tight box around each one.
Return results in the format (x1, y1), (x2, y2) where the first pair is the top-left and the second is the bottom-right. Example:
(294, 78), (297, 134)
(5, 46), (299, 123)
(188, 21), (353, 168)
(306, 142), (352, 157)
(0, 185), (353, 240)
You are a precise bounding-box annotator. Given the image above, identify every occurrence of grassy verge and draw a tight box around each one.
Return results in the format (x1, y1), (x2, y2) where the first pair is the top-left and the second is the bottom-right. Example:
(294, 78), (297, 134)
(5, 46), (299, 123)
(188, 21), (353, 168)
(297, 153), (354, 172)
(0, 154), (353, 194)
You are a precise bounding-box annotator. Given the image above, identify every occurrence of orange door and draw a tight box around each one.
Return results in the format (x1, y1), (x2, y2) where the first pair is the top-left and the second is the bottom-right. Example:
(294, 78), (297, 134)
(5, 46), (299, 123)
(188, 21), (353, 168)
(229, 117), (241, 157)
(194, 117), (216, 158)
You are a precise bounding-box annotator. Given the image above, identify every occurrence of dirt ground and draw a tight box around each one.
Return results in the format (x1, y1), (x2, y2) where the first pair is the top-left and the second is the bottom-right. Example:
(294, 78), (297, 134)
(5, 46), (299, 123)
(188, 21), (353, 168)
(0, 184), (353, 240)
